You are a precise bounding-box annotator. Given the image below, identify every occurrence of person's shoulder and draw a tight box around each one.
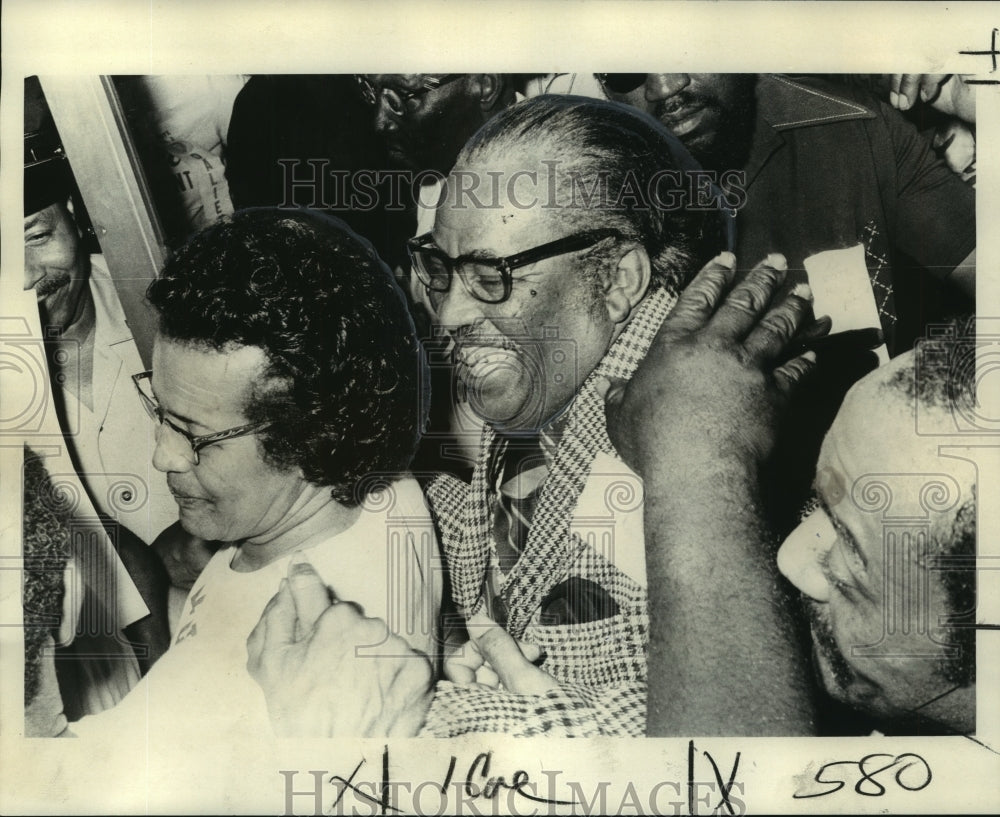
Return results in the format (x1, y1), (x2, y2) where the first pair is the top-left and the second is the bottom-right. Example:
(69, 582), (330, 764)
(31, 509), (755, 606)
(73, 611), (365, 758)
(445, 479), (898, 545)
(357, 475), (434, 521)
(389, 475), (434, 518)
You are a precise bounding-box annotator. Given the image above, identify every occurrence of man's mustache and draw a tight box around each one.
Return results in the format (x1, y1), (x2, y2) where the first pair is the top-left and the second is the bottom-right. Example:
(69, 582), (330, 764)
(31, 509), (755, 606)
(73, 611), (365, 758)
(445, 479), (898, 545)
(654, 92), (703, 119)
(33, 271), (72, 298)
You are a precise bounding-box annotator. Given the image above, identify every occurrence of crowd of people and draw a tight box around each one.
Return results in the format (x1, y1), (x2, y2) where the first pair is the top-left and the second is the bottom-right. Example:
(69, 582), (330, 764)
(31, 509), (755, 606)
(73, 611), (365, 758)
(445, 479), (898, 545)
(20, 72), (978, 742)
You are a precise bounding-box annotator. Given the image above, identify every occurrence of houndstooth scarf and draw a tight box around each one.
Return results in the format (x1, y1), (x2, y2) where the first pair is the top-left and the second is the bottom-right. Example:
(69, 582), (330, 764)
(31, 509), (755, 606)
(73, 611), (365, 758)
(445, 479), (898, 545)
(445, 286), (677, 638)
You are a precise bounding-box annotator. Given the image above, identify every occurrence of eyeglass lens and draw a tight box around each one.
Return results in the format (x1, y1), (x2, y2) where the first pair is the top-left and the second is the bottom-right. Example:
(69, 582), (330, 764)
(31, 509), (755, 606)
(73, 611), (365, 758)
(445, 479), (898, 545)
(601, 74), (646, 94)
(413, 250), (509, 303)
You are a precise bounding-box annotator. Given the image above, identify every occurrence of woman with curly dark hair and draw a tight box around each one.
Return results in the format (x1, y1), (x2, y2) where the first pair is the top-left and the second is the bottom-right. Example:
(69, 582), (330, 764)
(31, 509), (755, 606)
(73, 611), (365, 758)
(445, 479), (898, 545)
(66, 208), (440, 740)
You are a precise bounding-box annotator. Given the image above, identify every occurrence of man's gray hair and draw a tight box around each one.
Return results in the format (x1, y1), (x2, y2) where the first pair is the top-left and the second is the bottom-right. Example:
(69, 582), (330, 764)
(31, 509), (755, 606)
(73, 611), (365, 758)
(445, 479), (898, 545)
(888, 315), (977, 687)
(454, 94), (730, 292)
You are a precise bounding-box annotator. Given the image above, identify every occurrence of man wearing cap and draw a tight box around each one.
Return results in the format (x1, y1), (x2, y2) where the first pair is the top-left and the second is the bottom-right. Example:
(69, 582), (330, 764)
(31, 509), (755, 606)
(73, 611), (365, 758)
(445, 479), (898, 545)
(22, 78), (174, 714)
(23, 80), (177, 547)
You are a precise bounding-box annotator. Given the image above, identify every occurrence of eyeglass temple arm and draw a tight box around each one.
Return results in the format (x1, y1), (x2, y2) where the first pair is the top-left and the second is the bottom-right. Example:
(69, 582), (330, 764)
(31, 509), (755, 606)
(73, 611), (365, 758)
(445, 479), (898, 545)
(500, 230), (620, 272)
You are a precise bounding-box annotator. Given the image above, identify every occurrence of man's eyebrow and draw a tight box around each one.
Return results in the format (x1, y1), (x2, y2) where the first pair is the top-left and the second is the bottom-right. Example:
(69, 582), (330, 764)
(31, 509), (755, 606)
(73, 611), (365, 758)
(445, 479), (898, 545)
(23, 214), (44, 230)
(380, 74), (421, 92)
(463, 249), (505, 263)
(429, 240), (504, 264)
(817, 493), (868, 569)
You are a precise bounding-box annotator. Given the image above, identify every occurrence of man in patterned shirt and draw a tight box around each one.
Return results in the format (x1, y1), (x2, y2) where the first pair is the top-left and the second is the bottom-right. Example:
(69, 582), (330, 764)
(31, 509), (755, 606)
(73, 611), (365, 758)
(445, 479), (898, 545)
(407, 95), (732, 736)
(250, 96), (822, 739)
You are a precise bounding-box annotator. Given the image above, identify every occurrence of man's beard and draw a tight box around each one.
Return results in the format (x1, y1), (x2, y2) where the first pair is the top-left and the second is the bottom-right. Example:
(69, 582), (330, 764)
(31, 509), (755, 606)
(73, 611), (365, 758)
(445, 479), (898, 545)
(804, 598), (856, 695)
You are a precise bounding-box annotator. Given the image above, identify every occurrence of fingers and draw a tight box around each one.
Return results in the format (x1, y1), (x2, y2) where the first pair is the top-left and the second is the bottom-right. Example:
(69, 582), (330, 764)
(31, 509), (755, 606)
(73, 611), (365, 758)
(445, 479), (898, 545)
(741, 280), (815, 362)
(287, 555), (333, 633)
(473, 625), (531, 689)
(794, 314), (834, 344)
(709, 254), (788, 340)
(773, 350), (818, 399)
(262, 578), (298, 650)
(518, 640), (544, 663)
(662, 252), (737, 334)
(247, 578), (296, 671)
(932, 128), (957, 154)
(387, 690), (434, 738)
(918, 74), (952, 107)
(444, 634), (542, 689)
(891, 74), (920, 110)
(890, 74), (956, 113)
(934, 120), (977, 177)
(593, 375), (625, 404)
(472, 624), (556, 696)
(889, 73), (902, 101)
(444, 639), (485, 685)
(385, 660), (435, 737)
(475, 664), (501, 688)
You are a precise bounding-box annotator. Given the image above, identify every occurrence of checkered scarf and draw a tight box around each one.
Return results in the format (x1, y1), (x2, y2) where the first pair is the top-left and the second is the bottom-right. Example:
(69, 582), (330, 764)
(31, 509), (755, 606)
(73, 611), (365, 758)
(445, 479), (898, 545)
(435, 286), (677, 638)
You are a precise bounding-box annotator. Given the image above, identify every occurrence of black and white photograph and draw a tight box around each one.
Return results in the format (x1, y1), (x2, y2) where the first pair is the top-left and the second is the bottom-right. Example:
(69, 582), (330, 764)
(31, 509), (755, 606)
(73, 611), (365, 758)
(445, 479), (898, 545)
(1, 1), (998, 814)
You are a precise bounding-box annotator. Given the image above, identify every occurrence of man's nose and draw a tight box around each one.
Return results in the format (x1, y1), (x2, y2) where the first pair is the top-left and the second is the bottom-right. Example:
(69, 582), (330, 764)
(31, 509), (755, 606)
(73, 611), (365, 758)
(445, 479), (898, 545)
(374, 97), (398, 134)
(151, 423), (195, 474)
(435, 279), (486, 330)
(23, 261), (45, 292)
(776, 508), (836, 603)
(645, 74), (691, 102)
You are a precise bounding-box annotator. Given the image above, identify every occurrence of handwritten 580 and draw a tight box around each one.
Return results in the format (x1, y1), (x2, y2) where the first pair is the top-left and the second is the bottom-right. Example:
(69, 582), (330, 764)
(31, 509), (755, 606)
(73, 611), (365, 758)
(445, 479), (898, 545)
(793, 752), (931, 799)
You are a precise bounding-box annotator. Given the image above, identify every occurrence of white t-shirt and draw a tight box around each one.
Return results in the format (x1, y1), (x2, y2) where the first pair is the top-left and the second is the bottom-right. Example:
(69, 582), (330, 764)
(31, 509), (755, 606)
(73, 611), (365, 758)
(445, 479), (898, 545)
(71, 477), (441, 740)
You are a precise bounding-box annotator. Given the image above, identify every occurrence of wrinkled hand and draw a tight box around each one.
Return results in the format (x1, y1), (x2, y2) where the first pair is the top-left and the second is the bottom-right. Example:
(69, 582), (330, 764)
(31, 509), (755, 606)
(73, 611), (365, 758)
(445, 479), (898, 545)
(889, 74), (976, 123)
(152, 522), (217, 590)
(603, 253), (827, 482)
(246, 558), (433, 737)
(445, 612), (557, 696)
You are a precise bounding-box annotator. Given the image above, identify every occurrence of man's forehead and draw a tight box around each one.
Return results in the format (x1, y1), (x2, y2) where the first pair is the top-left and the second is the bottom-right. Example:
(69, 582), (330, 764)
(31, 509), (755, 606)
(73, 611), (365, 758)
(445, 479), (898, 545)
(23, 203), (59, 229)
(817, 373), (976, 519)
(435, 168), (557, 255)
(369, 73), (427, 90)
(439, 160), (555, 211)
(822, 386), (928, 482)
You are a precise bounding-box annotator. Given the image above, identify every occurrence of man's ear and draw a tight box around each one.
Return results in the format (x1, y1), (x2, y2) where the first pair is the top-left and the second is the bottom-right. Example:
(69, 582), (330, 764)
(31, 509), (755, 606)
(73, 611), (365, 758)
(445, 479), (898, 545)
(603, 246), (651, 324)
(473, 74), (505, 113)
(63, 196), (87, 244)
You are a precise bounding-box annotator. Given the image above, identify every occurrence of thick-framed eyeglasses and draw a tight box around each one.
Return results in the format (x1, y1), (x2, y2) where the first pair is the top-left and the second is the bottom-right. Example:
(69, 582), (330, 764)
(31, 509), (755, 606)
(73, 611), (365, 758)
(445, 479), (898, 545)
(407, 228), (621, 305)
(596, 74), (647, 94)
(132, 371), (269, 465)
(355, 74), (465, 117)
